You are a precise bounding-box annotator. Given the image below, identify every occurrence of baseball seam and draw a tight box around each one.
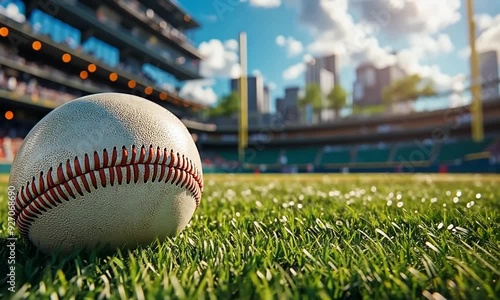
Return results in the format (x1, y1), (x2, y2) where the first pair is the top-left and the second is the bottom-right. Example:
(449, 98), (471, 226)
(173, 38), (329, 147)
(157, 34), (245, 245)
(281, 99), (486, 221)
(13, 144), (203, 239)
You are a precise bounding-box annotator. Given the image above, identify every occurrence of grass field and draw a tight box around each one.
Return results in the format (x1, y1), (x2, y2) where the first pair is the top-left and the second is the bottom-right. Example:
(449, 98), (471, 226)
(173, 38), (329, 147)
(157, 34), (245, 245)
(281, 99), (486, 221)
(0, 173), (499, 299)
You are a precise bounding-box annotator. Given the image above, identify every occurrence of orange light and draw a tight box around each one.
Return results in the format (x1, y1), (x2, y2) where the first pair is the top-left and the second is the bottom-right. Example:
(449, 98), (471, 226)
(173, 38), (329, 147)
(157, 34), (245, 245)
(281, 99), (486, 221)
(109, 72), (118, 82)
(4, 110), (14, 120)
(128, 80), (136, 89)
(184, 15), (191, 22)
(32, 41), (42, 51)
(0, 27), (9, 37)
(80, 70), (88, 80)
(88, 64), (97, 73)
(144, 86), (153, 95)
(159, 92), (168, 101)
(62, 53), (71, 63)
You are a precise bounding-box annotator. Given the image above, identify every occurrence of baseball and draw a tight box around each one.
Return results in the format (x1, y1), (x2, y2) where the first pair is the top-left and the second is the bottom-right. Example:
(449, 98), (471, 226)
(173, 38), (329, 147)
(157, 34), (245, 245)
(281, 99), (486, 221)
(9, 93), (203, 253)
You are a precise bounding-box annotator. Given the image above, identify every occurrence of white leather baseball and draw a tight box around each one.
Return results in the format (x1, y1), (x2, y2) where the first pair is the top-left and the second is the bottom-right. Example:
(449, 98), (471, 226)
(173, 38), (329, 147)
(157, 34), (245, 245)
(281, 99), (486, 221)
(9, 93), (203, 253)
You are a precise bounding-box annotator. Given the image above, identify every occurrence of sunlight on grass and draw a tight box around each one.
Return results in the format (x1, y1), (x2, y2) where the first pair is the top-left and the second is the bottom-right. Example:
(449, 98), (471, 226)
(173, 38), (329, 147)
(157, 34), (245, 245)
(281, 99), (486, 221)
(0, 174), (499, 299)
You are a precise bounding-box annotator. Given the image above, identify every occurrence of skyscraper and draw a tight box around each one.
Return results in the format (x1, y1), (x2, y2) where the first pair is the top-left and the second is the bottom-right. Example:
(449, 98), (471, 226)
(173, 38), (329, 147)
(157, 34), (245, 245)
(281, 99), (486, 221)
(305, 54), (339, 121)
(480, 50), (500, 101)
(305, 54), (339, 88)
(230, 75), (264, 114)
(263, 85), (270, 113)
(353, 63), (406, 107)
(283, 87), (300, 123)
(276, 97), (284, 116)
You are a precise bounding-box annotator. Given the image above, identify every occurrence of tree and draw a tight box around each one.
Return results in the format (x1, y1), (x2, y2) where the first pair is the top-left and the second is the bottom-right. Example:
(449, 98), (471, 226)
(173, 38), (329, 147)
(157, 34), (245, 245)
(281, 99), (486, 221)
(208, 92), (240, 118)
(298, 83), (323, 123)
(382, 74), (436, 111)
(327, 84), (347, 118)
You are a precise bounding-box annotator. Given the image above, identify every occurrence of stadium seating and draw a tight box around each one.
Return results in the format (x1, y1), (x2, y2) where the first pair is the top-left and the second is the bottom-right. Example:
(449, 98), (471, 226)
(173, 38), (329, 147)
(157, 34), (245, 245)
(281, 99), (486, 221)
(285, 147), (320, 165)
(320, 148), (352, 164)
(217, 149), (239, 162)
(437, 138), (494, 162)
(355, 146), (391, 163)
(393, 143), (435, 163)
(249, 148), (281, 165)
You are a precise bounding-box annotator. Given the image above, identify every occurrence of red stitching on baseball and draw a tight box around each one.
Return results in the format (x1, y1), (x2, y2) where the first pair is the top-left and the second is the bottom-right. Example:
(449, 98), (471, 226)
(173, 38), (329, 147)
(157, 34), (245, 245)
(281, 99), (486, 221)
(13, 145), (203, 239)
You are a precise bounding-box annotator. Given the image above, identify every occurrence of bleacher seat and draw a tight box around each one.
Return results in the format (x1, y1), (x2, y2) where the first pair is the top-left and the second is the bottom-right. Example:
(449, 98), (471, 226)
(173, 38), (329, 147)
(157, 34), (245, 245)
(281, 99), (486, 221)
(438, 138), (493, 162)
(393, 143), (434, 162)
(249, 148), (281, 165)
(355, 147), (390, 163)
(321, 148), (351, 164)
(286, 147), (320, 165)
(218, 149), (239, 162)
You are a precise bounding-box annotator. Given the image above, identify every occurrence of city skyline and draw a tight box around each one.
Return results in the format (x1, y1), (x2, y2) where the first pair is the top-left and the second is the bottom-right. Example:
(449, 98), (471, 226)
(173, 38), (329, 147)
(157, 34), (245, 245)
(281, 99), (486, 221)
(177, 0), (499, 113)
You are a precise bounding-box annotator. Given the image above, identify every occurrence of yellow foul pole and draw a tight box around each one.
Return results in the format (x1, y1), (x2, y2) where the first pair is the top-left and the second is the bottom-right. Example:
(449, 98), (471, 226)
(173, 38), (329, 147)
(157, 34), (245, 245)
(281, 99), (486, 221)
(238, 32), (248, 163)
(467, 0), (484, 142)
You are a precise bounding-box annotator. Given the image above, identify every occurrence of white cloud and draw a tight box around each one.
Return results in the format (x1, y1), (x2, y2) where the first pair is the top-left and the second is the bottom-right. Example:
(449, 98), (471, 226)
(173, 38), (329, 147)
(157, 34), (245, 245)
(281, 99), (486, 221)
(252, 69), (263, 77)
(303, 53), (313, 62)
(476, 14), (500, 33)
(355, 0), (461, 35)
(224, 39), (239, 51)
(459, 15), (500, 59)
(276, 35), (286, 46)
(249, 0), (281, 8)
(408, 33), (454, 59)
(293, 0), (463, 93)
(283, 63), (305, 80)
(395, 49), (465, 92)
(179, 79), (218, 106)
(0, 3), (26, 23)
(477, 19), (500, 53)
(198, 39), (241, 79)
(268, 82), (277, 90)
(276, 35), (304, 57)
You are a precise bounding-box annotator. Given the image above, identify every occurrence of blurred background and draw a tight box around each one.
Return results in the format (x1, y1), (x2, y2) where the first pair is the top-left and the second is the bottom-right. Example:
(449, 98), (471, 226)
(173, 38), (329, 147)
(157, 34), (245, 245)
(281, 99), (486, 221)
(0, 0), (499, 174)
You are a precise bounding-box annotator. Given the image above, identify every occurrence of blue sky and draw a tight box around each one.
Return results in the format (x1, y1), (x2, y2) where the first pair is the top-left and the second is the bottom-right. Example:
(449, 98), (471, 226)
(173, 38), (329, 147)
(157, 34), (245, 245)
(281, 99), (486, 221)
(177, 0), (500, 111)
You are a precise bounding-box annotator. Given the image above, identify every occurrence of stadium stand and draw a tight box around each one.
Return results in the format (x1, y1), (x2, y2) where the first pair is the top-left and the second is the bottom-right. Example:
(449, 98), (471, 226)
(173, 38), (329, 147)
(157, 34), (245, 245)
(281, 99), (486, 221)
(320, 147), (352, 165)
(285, 147), (320, 165)
(437, 138), (494, 163)
(354, 145), (391, 163)
(392, 142), (435, 163)
(249, 148), (281, 165)
(218, 149), (239, 162)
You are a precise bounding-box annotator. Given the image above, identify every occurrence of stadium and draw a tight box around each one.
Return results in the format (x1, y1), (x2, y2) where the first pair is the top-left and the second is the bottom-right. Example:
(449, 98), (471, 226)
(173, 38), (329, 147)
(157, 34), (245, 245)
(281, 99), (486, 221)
(0, 0), (499, 299)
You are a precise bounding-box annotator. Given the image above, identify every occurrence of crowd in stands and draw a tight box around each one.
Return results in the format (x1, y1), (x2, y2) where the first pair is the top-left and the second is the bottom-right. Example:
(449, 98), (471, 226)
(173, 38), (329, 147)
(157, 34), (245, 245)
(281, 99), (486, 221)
(0, 126), (27, 162)
(0, 69), (84, 106)
(0, 136), (22, 162)
(1, 1), (187, 98)
(0, 43), (96, 105)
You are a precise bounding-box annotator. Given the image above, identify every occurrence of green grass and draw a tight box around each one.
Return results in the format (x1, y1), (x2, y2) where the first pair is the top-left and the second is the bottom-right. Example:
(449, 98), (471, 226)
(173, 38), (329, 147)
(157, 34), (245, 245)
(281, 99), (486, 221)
(1, 174), (499, 299)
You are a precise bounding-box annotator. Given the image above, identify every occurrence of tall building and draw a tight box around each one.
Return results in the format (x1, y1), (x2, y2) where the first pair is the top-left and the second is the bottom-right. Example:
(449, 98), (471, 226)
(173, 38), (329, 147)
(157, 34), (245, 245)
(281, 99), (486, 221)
(305, 54), (339, 89)
(480, 50), (500, 101)
(276, 97), (284, 116)
(263, 85), (270, 113)
(230, 75), (264, 114)
(282, 87), (300, 123)
(305, 54), (339, 122)
(353, 63), (406, 107)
